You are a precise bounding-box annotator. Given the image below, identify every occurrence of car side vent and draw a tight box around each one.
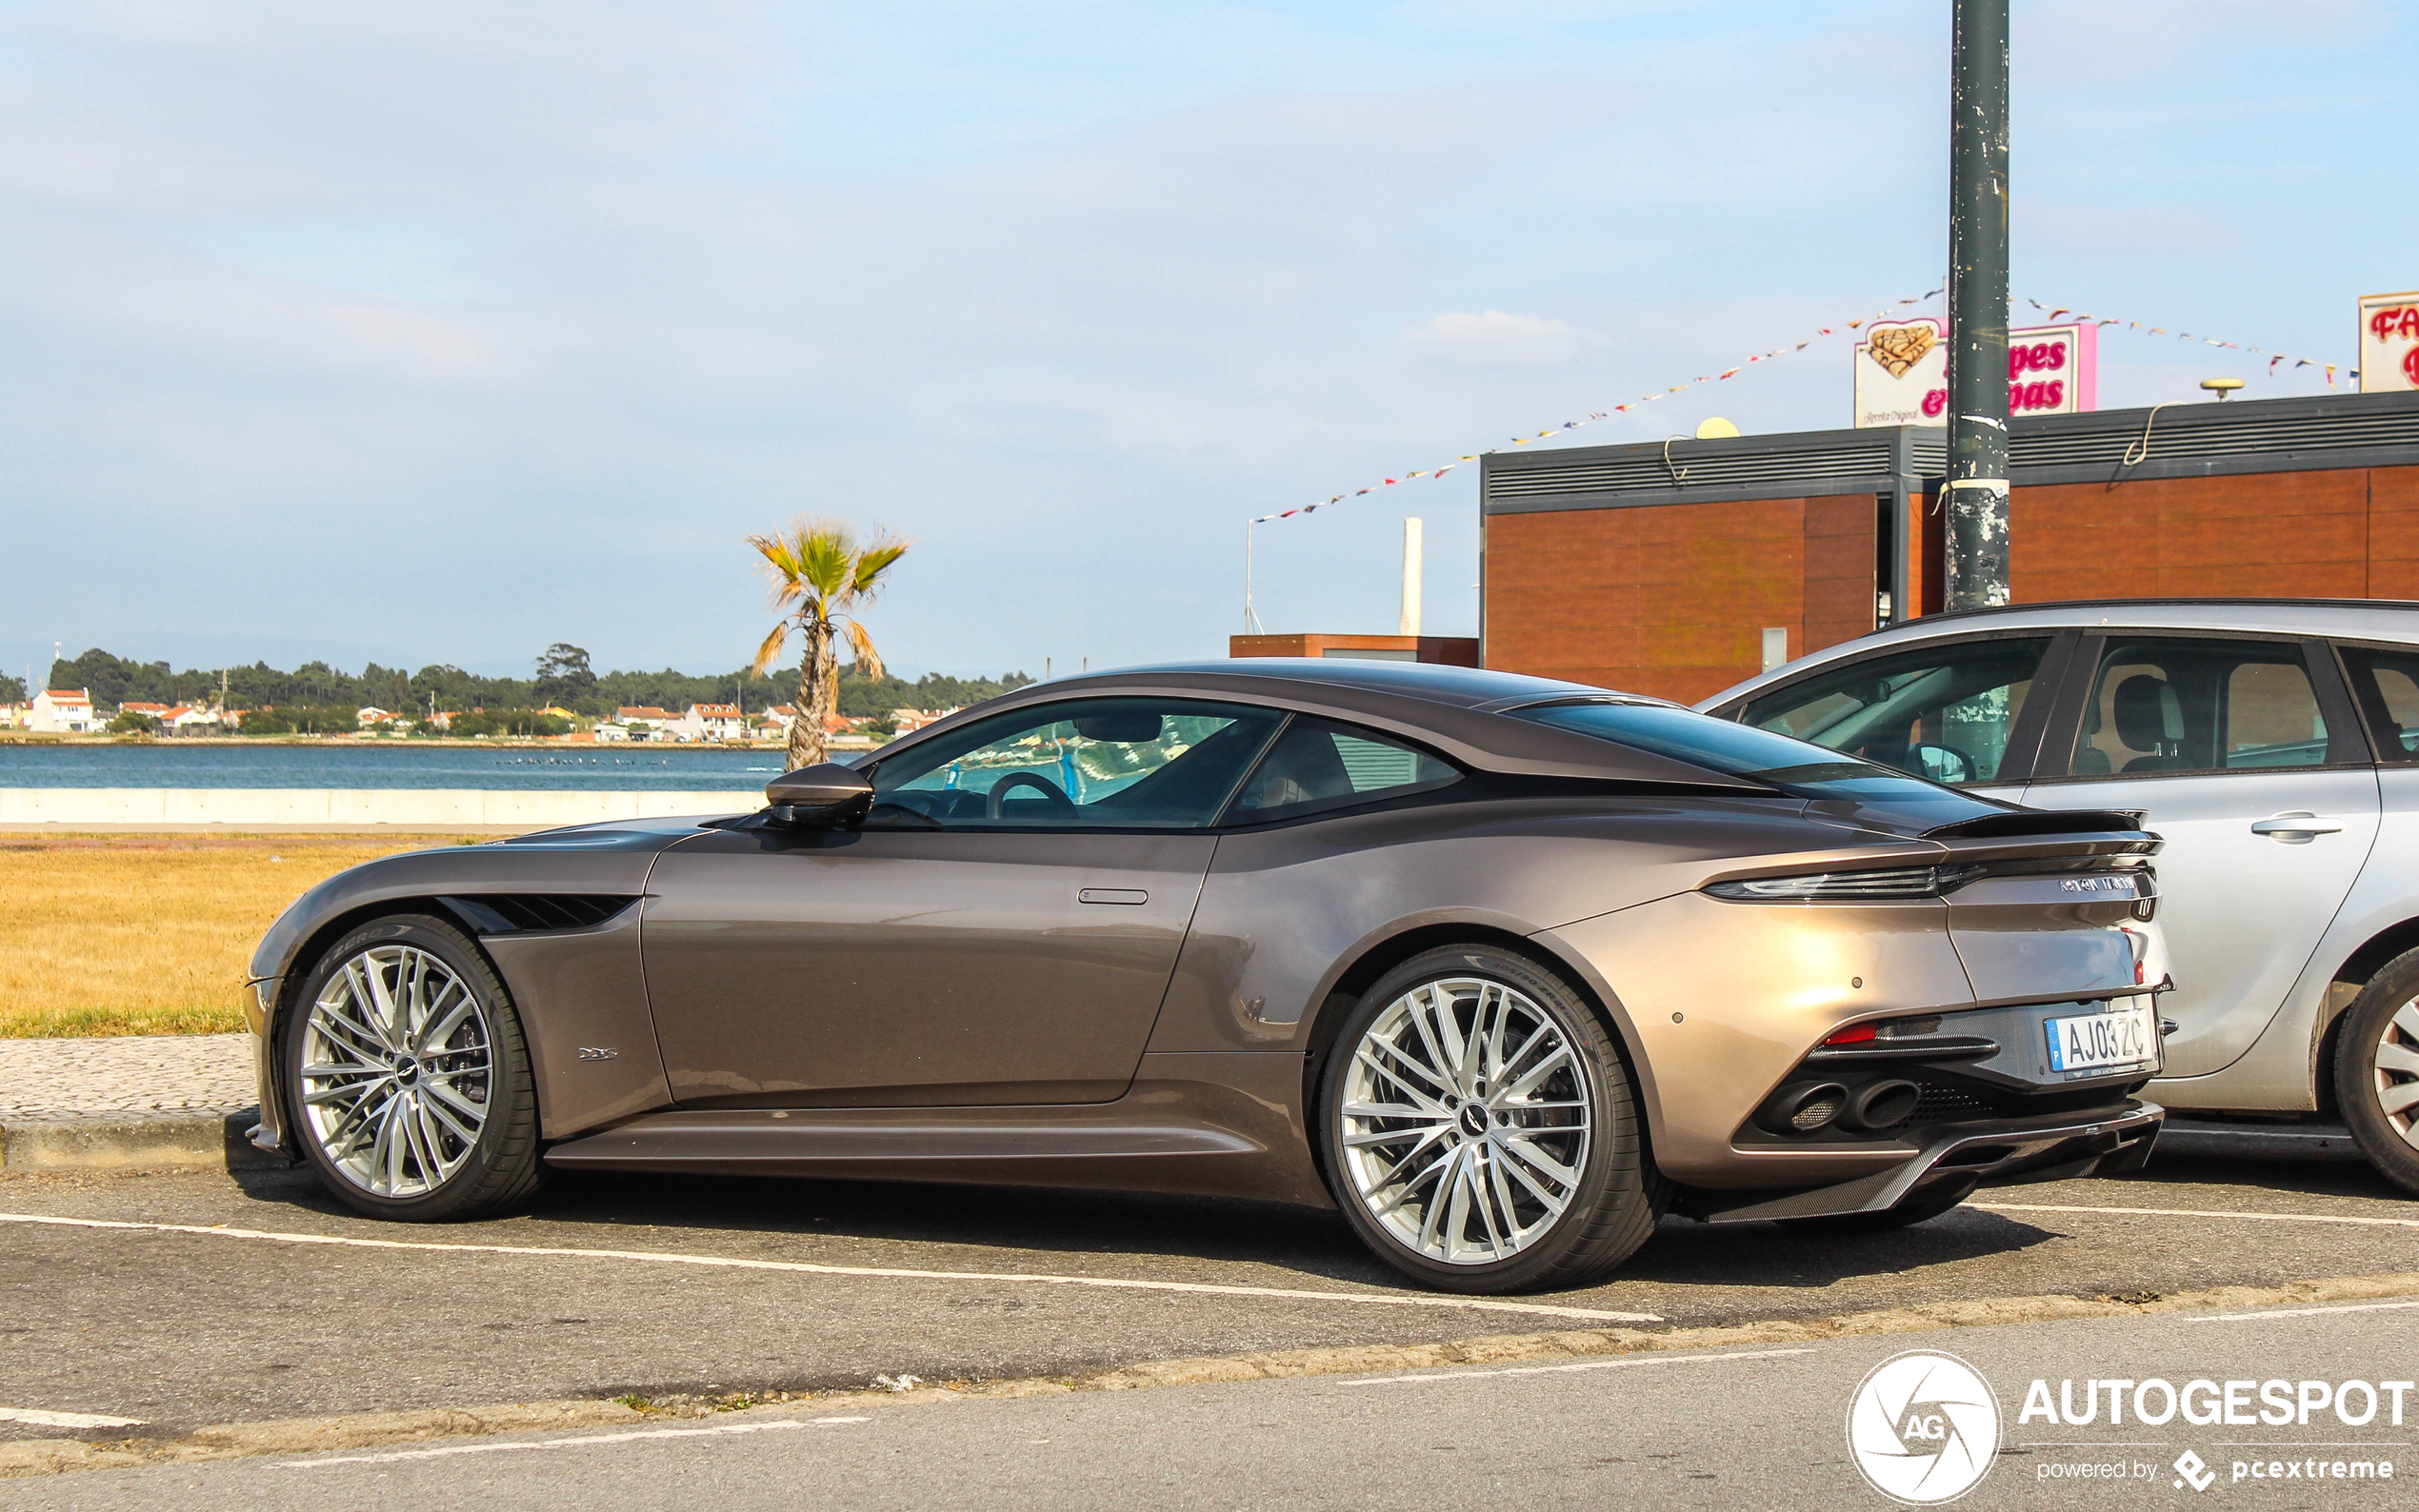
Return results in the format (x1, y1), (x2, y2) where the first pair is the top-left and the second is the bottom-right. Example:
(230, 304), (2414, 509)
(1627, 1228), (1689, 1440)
(440, 894), (636, 935)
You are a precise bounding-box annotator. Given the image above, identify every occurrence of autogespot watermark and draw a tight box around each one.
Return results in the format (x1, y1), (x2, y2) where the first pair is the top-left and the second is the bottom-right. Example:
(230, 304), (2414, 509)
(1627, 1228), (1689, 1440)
(1847, 1357), (2414, 1502)
(1849, 1351), (2004, 1504)
(2017, 1376), (2409, 1493)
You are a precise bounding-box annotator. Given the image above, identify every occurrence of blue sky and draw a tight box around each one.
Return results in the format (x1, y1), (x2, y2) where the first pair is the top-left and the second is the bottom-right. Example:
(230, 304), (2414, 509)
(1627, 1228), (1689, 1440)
(1, 0), (2409, 686)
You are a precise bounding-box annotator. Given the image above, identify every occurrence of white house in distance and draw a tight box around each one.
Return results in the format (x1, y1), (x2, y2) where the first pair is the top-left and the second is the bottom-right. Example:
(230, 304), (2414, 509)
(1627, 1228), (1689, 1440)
(615, 706), (674, 738)
(29, 688), (98, 733)
(663, 702), (746, 743)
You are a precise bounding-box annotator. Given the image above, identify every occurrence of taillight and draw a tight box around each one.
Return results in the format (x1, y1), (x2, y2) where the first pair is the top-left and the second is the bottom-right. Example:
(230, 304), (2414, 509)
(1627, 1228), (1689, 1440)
(1705, 865), (1983, 902)
(2121, 925), (2149, 985)
(1823, 1023), (1878, 1045)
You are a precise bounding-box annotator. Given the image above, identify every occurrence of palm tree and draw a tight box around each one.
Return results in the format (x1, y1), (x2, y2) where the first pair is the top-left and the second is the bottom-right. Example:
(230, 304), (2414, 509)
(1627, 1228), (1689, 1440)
(749, 518), (910, 768)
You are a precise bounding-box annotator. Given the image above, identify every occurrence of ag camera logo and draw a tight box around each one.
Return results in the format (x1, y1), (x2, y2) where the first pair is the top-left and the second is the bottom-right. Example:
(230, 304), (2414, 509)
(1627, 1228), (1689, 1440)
(1848, 1350), (2002, 1504)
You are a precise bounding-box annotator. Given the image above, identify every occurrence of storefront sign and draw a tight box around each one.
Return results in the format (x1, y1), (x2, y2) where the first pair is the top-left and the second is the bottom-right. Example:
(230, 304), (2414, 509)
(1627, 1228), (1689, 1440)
(2360, 290), (2419, 392)
(1853, 320), (2098, 428)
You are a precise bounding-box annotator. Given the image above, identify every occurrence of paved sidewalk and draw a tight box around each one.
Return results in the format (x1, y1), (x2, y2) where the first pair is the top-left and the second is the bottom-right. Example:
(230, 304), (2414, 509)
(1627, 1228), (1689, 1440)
(0, 1033), (256, 1115)
(0, 1034), (266, 1171)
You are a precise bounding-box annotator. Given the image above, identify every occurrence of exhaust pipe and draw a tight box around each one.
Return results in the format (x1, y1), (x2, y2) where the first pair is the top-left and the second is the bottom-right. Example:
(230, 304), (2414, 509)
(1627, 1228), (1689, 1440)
(1843, 1079), (1922, 1131)
(1759, 1082), (1849, 1135)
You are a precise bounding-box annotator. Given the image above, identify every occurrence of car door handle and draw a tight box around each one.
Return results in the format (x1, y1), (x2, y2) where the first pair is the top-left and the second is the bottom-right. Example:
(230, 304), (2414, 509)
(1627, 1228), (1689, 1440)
(1078, 887), (1149, 905)
(2249, 812), (2345, 839)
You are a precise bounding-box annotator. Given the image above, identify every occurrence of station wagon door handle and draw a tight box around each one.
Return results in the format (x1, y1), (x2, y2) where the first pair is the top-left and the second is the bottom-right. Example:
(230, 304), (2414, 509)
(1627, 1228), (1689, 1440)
(2249, 812), (2344, 840)
(1078, 887), (1150, 905)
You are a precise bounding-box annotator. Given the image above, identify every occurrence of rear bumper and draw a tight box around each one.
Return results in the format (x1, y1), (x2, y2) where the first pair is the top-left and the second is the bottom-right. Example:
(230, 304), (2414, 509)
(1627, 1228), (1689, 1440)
(1688, 1100), (2163, 1224)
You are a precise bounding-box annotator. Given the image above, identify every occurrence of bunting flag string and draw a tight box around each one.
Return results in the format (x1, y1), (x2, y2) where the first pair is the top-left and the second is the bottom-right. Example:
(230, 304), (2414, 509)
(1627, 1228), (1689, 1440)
(1251, 288), (1943, 525)
(2021, 298), (2354, 388)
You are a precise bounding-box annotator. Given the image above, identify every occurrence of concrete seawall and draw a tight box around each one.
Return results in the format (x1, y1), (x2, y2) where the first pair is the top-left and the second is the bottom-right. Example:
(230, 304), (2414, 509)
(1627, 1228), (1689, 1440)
(0, 788), (764, 832)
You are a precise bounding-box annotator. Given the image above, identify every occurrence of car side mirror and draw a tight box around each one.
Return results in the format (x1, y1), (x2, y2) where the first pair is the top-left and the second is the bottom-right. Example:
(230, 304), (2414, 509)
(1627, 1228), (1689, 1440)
(764, 763), (874, 827)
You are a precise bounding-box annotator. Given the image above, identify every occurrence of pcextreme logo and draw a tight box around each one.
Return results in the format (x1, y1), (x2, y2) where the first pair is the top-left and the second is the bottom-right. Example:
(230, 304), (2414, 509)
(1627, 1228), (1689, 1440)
(1848, 1350), (2003, 1504)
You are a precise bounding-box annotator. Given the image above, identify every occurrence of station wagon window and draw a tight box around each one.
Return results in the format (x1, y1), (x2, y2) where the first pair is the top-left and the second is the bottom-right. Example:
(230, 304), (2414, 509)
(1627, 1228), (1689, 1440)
(866, 698), (1283, 828)
(2071, 639), (2327, 776)
(1735, 636), (2051, 785)
(1224, 718), (1459, 821)
(2337, 645), (2419, 765)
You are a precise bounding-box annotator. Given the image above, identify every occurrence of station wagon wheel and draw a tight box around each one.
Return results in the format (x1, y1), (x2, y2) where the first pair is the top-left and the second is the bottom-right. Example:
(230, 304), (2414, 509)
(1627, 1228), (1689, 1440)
(2335, 946), (2419, 1198)
(282, 914), (543, 1221)
(1321, 945), (1665, 1293)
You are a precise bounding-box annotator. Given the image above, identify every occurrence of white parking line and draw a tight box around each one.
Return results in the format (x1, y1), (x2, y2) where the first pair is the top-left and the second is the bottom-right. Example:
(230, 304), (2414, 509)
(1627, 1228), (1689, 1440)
(2189, 1300), (2419, 1323)
(1341, 1347), (1815, 1386)
(0, 1213), (1663, 1324)
(273, 1415), (870, 1468)
(0, 1407), (148, 1428)
(1971, 1202), (2419, 1231)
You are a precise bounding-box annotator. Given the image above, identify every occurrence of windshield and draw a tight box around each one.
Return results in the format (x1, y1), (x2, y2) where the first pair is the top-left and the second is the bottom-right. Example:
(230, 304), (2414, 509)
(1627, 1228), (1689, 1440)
(1504, 699), (1967, 801)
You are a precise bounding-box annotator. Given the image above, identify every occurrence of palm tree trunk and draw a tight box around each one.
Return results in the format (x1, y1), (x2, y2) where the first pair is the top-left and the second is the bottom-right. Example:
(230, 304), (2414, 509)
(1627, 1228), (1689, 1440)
(788, 617), (834, 768)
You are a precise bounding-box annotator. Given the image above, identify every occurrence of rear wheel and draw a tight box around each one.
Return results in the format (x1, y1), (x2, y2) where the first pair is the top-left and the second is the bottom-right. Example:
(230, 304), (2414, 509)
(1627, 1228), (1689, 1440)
(282, 914), (543, 1221)
(1320, 945), (1665, 1293)
(2334, 948), (2419, 1198)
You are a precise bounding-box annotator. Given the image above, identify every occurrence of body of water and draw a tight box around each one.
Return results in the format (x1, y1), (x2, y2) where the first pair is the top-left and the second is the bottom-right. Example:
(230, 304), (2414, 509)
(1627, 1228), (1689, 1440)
(0, 745), (785, 790)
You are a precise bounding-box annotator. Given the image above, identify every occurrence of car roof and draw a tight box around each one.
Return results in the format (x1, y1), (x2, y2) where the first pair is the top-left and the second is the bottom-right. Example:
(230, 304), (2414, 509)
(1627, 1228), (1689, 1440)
(1103, 658), (1603, 706)
(867, 659), (1753, 789)
(1697, 597), (2419, 711)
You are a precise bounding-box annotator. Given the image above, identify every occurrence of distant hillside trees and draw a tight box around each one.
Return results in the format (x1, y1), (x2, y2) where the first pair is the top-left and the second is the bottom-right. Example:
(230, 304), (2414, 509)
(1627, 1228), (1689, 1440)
(41, 647), (1032, 721)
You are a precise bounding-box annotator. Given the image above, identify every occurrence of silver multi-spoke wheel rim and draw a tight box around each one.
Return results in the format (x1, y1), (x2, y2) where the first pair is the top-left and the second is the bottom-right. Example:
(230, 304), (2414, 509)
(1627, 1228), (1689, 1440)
(2373, 997), (2419, 1151)
(297, 945), (492, 1198)
(1338, 976), (1592, 1266)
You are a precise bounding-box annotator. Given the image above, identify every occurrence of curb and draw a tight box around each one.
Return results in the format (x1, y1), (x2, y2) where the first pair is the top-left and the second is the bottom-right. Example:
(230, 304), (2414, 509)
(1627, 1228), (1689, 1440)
(0, 1109), (287, 1173)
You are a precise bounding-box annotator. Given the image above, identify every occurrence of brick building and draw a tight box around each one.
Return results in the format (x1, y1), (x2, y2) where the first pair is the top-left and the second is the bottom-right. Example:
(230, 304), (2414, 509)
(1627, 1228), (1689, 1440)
(1480, 389), (2419, 704)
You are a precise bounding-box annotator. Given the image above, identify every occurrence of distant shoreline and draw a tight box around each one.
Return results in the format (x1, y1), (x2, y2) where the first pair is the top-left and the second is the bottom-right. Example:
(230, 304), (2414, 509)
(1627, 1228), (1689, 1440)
(0, 734), (873, 752)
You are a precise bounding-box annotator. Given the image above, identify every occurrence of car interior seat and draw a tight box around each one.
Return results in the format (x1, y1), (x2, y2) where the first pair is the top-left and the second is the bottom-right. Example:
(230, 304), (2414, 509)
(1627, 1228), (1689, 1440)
(1236, 724), (1354, 811)
(2112, 674), (2186, 772)
(2072, 696), (2112, 775)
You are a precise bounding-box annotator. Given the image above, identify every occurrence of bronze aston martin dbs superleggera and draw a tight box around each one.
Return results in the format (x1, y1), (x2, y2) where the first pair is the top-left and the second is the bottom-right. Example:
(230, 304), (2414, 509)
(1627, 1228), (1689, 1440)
(249, 660), (2171, 1292)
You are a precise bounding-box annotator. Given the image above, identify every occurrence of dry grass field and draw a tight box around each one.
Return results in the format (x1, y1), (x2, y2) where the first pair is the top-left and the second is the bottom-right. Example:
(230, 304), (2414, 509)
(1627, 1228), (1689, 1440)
(0, 835), (468, 1037)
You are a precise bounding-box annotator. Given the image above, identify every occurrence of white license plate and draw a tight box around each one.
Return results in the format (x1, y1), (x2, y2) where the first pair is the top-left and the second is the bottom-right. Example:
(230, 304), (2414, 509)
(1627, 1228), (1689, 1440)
(2044, 1002), (2156, 1074)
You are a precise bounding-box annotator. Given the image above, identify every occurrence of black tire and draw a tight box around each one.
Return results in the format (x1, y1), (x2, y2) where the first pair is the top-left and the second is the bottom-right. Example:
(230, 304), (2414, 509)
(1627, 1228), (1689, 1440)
(2333, 946), (2419, 1198)
(1778, 1178), (1976, 1236)
(281, 913), (543, 1222)
(1318, 945), (1667, 1293)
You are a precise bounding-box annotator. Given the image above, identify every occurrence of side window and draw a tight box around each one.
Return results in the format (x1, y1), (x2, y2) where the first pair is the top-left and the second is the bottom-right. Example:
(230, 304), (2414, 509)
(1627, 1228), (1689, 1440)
(2072, 639), (2327, 777)
(867, 698), (1283, 828)
(2338, 645), (2419, 765)
(1735, 637), (2051, 785)
(1226, 718), (1458, 821)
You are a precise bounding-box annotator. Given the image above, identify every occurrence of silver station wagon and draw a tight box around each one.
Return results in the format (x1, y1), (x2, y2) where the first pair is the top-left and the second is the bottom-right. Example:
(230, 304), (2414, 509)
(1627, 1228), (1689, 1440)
(1702, 598), (2419, 1194)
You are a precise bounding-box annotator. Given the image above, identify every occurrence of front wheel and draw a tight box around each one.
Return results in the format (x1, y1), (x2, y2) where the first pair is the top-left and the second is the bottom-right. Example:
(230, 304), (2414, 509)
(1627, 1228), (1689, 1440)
(282, 913), (543, 1221)
(1320, 945), (1665, 1293)
(2334, 947), (2419, 1197)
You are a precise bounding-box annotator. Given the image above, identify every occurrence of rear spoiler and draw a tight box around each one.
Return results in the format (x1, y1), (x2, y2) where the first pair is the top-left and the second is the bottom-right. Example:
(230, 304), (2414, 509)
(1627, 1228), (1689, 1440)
(1921, 808), (2146, 840)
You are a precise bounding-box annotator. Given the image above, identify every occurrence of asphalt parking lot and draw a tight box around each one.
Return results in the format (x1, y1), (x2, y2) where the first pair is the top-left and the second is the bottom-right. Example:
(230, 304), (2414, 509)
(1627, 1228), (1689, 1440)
(2, 1124), (2414, 1470)
(11, 1297), (2416, 1512)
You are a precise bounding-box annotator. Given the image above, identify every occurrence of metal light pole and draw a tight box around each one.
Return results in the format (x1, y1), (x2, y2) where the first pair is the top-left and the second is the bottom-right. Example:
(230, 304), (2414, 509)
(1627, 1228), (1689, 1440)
(1945, 0), (2010, 610)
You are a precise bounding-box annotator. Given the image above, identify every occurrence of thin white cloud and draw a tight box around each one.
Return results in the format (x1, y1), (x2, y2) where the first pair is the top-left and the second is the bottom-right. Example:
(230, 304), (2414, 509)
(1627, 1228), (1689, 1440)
(1403, 310), (1582, 367)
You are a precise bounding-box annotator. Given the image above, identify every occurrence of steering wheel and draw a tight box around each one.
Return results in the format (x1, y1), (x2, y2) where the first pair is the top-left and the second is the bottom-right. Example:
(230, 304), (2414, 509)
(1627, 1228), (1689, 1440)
(985, 771), (1077, 820)
(1902, 741), (1978, 785)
